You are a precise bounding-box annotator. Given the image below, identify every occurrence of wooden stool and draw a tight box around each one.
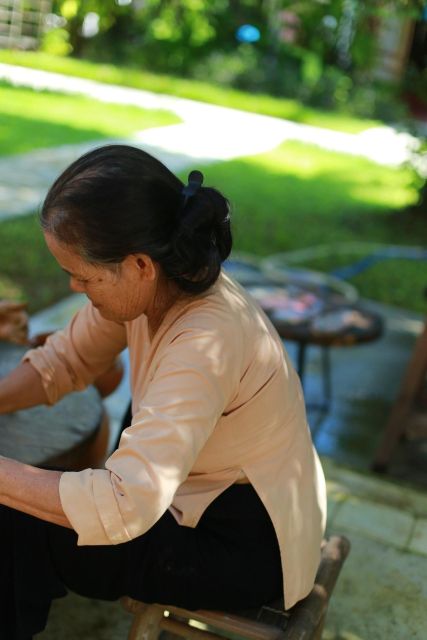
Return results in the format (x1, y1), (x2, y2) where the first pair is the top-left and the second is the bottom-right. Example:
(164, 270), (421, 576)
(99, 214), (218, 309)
(122, 535), (350, 640)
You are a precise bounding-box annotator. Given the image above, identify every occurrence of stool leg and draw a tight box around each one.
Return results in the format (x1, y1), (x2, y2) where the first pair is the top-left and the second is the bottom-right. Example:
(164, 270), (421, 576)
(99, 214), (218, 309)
(128, 604), (164, 640)
(313, 611), (326, 640)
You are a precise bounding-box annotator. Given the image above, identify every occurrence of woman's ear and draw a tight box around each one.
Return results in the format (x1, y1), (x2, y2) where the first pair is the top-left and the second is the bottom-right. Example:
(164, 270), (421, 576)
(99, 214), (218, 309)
(134, 254), (157, 281)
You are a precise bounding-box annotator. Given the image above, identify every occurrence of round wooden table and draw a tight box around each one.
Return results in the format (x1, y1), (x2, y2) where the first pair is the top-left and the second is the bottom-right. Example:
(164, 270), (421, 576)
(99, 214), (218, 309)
(0, 342), (109, 470)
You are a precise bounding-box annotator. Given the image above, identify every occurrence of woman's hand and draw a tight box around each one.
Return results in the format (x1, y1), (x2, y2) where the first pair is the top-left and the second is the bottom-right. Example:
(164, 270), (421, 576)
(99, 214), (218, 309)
(0, 301), (29, 345)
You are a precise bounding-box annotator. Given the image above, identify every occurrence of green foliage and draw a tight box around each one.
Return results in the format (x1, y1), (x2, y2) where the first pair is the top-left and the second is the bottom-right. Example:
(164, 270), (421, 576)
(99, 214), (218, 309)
(41, 27), (72, 56)
(49, 0), (234, 70)
(38, 0), (422, 123)
(404, 64), (427, 103)
(0, 81), (180, 156)
(49, 0), (127, 57)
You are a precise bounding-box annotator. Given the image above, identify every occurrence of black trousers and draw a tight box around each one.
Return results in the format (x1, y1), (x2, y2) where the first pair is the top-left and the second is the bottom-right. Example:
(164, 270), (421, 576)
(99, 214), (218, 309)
(0, 483), (283, 640)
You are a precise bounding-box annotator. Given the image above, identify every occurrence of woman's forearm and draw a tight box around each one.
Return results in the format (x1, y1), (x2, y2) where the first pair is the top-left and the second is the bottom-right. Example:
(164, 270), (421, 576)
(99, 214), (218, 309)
(0, 456), (72, 527)
(0, 361), (49, 414)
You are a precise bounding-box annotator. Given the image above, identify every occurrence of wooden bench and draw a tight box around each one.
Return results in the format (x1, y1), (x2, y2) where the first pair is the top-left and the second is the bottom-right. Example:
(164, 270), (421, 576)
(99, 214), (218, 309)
(122, 535), (350, 640)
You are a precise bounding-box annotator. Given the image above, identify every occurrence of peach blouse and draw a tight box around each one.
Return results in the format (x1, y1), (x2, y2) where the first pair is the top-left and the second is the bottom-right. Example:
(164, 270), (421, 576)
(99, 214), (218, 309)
(24, 271), (326, 609)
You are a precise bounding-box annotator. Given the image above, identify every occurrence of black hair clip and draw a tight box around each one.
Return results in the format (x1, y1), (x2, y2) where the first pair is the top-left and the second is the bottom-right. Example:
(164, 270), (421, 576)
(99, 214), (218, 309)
(181, 170), (204, 208)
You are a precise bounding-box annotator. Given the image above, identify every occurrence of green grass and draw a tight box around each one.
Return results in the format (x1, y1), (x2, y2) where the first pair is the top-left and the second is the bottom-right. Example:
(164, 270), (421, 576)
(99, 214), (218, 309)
(0, 214), (70, 313)
(1, 141), (423, 313)
(198, 141), (425, 312)
(0, 81), (180, 156)
(0, 50), (380, 134)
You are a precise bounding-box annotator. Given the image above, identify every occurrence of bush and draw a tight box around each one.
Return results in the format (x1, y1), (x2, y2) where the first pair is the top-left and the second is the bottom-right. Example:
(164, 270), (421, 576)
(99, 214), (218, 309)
(192, 45), (264, 89)
(191, 44), (407, 123)
(41, 27), (72, 57)
(348, 82), (410, 123)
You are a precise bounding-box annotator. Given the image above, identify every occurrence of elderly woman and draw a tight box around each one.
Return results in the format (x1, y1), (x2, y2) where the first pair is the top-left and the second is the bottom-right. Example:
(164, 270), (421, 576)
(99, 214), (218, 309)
(0, 145), (326, 639)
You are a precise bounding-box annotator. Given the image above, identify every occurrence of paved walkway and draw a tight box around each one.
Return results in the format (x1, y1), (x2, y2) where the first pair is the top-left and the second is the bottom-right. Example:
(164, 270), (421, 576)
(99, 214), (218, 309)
(0, 62), (421, 220)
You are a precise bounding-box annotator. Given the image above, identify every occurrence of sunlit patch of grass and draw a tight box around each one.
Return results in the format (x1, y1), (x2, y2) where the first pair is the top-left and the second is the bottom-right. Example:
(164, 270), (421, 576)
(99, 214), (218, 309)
(197, 141), (423, 311)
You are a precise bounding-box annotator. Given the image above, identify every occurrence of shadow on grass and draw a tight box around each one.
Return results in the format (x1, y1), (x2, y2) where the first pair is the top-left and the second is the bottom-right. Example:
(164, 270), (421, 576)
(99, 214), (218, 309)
(0, 213), (69, 313)
(0, 112), (114, 157)
(0, 79), (180, 156)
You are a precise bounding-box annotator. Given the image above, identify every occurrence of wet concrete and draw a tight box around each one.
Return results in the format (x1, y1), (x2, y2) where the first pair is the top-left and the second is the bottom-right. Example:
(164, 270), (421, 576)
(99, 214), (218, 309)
(298, 300), (427, 489)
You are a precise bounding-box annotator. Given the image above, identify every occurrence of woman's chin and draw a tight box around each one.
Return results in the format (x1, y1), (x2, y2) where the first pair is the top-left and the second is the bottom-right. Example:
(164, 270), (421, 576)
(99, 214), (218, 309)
(92, 301), (143, 323)
(97, 306), (130, 323)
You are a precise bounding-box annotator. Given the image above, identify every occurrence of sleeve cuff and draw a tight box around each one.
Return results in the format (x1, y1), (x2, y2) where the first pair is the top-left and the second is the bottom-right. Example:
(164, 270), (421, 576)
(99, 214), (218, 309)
(23, 347), (62, 405)
(59, 469), (125, 545)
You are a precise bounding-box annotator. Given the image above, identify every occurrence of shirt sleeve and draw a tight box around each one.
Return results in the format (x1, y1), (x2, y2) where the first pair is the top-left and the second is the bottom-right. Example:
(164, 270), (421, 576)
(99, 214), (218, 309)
(23, 302), (127, 404)
(59, 317), (243, 545)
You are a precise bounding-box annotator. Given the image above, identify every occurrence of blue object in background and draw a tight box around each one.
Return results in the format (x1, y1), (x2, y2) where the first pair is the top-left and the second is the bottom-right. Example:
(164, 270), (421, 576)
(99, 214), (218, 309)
(330, 246), (427, 281)
(236, 24), (261, 43)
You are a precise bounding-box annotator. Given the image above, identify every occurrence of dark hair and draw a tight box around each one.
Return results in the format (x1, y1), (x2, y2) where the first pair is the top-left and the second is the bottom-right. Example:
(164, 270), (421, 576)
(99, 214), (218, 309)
(40, 144), (232, 295)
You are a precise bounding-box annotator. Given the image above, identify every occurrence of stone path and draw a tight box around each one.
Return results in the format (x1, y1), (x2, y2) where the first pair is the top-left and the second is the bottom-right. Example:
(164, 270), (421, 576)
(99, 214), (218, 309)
(0, 62), (421, 221)
(0, 138), (200, 220)
(324, 457), (427, 640)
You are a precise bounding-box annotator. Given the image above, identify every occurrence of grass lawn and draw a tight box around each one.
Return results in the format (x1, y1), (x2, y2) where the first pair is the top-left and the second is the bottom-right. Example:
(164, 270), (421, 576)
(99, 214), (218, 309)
(0, 50), (380, 134)
(0, 80), (180, 156)
(1, 141), (423, 314)
(200, 141), (425, 313)
(0, 213), (70, 312)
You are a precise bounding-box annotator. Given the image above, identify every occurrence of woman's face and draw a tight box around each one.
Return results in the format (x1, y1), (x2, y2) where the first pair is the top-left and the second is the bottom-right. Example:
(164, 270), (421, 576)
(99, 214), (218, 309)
(44, 232), (158, 323)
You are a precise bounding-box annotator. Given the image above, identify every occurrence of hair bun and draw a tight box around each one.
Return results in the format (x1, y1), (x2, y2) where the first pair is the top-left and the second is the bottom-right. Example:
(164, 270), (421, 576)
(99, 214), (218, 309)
(168, 185), (232, 293)
(181, 170), (204, 208)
